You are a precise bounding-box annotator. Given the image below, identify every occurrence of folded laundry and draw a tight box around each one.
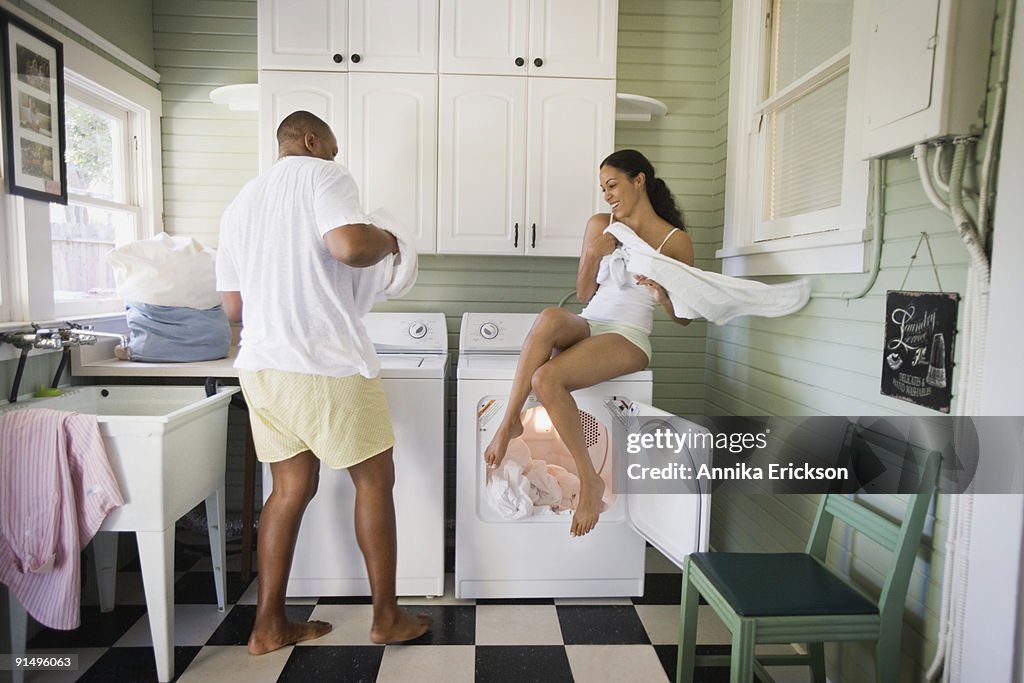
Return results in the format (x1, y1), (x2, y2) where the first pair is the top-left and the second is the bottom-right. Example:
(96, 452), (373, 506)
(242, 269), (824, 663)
(603, 222), (811, 325)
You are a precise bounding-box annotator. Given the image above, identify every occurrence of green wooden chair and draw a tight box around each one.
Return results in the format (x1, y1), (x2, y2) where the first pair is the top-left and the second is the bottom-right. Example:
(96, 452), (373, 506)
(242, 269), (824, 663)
(675, 430), (942, 683)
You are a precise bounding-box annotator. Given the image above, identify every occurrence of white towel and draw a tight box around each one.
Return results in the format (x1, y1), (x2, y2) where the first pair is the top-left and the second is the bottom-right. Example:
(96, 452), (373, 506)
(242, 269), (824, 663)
(368, 208), (418, 300)
(485, 441), (581, 518)
(604, 223), (811, 324)
(485, 440), (534, 520)
(522, 459), (564, 508)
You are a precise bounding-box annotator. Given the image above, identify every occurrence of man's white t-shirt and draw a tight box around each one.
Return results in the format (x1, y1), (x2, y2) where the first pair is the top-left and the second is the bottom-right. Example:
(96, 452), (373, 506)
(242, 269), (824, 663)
(216, 155), (382, 378)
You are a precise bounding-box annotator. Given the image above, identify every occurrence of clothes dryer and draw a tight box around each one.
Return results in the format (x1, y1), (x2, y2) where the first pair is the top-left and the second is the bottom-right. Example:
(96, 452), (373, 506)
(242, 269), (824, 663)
(455, 313), (710, 599)
(262, 312), (448, 597)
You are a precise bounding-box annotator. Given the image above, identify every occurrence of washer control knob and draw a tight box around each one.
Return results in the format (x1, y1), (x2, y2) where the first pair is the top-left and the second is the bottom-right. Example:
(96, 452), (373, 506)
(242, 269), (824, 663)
(408, 322), (427, 339)
(479, 323), (499, 340)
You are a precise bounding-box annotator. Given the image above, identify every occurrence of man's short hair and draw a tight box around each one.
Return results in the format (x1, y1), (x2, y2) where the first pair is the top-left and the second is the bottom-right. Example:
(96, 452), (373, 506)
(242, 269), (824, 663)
(276, 111), (331, 146)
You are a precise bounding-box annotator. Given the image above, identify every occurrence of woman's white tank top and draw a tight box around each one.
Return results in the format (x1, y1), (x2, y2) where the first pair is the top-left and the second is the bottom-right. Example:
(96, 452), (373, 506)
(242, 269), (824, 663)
(579, 222), (678, 333)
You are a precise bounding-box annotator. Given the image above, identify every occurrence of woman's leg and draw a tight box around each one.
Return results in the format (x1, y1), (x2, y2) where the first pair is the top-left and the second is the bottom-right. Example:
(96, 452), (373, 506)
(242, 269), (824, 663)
(483, 308), (591, 468)
(530, 333), (648, 537)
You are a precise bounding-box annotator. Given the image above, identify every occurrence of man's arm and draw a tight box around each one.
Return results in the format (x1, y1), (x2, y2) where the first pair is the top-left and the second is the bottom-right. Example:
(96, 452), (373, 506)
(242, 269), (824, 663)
(221, 291), (243, 323)
(323, 223), (399, 267)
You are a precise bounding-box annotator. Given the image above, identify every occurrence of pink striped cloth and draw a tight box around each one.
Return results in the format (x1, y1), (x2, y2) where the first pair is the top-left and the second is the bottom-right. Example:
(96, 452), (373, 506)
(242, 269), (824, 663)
(0, 409), (124, 629)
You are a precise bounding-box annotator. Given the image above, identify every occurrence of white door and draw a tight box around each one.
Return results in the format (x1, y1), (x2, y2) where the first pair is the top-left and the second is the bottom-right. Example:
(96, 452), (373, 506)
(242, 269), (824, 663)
(615, 401), (712, 569)
(437, 75), (528, 254)
(258, 71), (348, 171)
(348, 73), (438, 254)
(258, 0), (349, 71)
(348, 0), (438, 73)
(529, 0), (619, 78)
(439, 0), (530, 75)
(525, 78), (615, 256)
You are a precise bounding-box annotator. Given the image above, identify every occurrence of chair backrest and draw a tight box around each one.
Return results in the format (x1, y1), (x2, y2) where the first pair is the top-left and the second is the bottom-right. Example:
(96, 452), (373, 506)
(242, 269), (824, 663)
(805, 424), (942, 622)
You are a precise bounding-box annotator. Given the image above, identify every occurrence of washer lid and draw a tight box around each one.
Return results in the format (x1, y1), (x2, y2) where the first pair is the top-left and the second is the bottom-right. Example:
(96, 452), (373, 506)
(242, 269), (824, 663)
(378, 353), (448, 379)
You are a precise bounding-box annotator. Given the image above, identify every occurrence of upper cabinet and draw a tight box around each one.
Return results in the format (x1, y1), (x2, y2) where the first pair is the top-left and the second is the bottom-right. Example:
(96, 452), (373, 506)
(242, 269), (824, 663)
(440, 0), (618, 78)
(257, 0), (618, 256)
(259, 0), (438, 73)
(437, 76), (614, 256)
(259, 71), (438, 254)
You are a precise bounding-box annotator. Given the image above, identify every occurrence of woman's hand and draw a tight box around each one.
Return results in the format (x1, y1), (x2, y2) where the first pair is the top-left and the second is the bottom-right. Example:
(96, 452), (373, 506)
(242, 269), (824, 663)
(587, 232), (619, 260)
(636, 275), (691, 325)
(635, 275), (669, 305)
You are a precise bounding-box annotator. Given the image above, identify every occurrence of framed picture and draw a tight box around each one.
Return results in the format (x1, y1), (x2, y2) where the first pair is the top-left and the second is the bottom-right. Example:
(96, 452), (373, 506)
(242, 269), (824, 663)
(0, 11), (67, 204)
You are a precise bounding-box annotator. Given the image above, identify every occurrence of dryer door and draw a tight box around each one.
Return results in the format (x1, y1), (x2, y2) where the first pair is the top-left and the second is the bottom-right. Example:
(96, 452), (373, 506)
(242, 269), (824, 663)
(613, 401), (712, 569)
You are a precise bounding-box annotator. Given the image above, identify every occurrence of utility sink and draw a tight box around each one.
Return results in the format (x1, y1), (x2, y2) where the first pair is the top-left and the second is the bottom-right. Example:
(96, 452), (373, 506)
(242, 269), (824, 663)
(2, 384), (240, 683)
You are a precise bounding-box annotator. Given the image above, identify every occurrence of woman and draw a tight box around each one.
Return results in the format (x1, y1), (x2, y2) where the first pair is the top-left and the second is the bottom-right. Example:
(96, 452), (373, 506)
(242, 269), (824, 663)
(483, 149), (693, 538)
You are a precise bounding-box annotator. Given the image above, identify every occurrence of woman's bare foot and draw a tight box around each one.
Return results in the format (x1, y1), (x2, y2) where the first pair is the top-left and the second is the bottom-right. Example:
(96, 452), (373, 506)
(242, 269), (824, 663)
(248, 619), (332, 655)
(571, 474), (606, 538)
(483, 419), (523, 469)
(370, 608), (433, 644)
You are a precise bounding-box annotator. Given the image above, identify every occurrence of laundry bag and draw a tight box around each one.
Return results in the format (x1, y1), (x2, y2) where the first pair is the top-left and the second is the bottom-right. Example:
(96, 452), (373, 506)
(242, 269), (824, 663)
(106, 233), (231, 362)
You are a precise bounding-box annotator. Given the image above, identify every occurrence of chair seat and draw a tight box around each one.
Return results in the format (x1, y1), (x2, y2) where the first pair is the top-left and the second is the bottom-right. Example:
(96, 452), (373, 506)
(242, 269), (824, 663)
(690, 552), (878, 617)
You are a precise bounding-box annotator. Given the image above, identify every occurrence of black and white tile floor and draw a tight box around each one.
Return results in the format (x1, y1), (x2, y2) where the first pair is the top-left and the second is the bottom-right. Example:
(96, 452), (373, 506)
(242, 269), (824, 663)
(16, 533), (808, 682)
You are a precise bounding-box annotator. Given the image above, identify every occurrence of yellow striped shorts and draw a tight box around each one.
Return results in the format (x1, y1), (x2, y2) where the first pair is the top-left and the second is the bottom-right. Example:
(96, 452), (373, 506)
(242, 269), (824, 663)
(239, 369), (394, 470)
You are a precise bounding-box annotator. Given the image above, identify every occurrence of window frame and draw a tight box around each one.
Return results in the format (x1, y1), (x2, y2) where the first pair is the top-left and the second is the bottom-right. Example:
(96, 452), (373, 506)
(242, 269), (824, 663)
(718, 0), (872, 277)
(50, 76), (147, 318)
(0, 7), (162, 328)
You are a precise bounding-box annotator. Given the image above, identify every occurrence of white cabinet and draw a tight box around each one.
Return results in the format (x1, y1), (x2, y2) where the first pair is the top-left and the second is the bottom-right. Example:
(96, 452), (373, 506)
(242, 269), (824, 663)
(259, 71), (437, 253)
(259, 0), (438, 73)
(258, 71), (348, 170)
(437, 76), (614, 256)
(440, 0), (618, 78)
(347, 74), (437, 253)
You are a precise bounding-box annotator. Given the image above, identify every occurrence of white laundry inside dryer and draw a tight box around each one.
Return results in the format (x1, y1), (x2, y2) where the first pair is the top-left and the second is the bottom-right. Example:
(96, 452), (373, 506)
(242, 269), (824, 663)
(478, 398), (626, 523)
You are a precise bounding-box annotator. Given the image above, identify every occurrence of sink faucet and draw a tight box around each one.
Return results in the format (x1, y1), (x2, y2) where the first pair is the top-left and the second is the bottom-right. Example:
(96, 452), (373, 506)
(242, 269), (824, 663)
(2, 324), (129, 402)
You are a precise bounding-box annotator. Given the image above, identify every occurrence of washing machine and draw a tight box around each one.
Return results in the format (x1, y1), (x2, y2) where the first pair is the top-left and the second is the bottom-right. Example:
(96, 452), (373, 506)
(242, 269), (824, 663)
(455, 312), (710, 599)
(263, 312), (448, 597)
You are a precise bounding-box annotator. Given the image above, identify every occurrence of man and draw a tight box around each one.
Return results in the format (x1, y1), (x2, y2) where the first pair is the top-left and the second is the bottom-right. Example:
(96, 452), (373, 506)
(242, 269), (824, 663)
(216, 110), (431, 654)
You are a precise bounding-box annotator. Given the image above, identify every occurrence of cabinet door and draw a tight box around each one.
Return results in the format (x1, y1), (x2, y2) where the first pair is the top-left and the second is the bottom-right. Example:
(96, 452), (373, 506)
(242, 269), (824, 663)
(258, 71), (348, 171)
(529, 0), (618, 78)
(525, 78), (615, 257)
(439, 0), (530, 76)
(348, 74), (438, 254)
(349, 0), (438, 73)
(437, 76), (527, 254)
(258, 0), (348, 71)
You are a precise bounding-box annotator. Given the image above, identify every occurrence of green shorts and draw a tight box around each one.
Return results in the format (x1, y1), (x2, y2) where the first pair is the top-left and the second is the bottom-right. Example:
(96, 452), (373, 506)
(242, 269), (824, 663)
(585, 319), (652, 363)
(239, 369), (394, 469)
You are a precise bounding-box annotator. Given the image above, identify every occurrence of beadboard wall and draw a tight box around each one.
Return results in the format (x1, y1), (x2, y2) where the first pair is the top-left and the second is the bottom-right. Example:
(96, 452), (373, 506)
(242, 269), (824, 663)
(701, 2), (1012, 680)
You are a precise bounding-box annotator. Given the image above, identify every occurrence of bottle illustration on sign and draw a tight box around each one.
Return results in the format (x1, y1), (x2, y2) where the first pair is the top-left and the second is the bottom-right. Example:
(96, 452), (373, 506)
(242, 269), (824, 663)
(926, 333), (947, 388)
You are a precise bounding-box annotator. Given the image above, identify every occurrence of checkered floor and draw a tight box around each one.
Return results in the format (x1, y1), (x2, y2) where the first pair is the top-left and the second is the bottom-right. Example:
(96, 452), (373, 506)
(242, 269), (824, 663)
(16, 533), (807, 683)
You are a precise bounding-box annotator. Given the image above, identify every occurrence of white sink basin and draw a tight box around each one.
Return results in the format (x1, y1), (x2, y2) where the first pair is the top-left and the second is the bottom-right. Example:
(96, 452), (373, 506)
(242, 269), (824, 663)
(2, 384), (240, 683)
(5, 385), (240, 531)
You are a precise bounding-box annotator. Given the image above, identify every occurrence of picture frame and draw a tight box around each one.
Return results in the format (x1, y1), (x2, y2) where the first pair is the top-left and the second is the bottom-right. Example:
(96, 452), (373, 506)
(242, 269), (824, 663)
(0, 11), (67, 204)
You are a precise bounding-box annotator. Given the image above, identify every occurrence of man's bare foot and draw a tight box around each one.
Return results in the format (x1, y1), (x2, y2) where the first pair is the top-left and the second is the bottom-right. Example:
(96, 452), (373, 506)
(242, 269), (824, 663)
(483, 419), (523, 469)
(571, 474), (606, 538)
(248, 619), (332, 655)
(370, 608), (433, 644)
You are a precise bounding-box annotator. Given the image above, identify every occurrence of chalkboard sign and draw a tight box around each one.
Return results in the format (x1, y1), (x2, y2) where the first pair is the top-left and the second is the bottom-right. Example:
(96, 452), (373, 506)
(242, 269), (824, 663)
(881, 291), (959, 412)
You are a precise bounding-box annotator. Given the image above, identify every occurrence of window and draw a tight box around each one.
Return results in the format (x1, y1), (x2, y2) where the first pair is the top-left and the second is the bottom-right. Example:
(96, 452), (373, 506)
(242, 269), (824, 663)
(719, 0), (871, 276)
(49, 82), (141, 314)
(0, 25), (161, 326)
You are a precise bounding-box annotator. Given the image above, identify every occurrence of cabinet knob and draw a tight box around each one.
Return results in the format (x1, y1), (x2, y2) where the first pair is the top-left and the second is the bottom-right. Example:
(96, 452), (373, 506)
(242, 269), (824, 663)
(531, 223), (536, 249)
(513, 223), (519, 248)
(534, 57), (544, 67)
(351, 53), (361, 63)
(515, 57), (525, 67)
(332, 53), (343, 63)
